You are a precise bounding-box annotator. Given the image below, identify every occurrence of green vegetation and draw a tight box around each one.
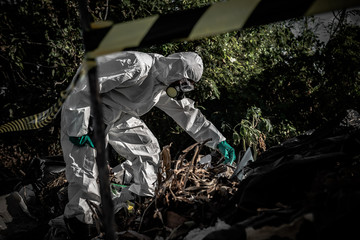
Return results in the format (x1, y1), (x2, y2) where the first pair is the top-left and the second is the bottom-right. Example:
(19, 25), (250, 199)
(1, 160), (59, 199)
(1, 1), (359, 163)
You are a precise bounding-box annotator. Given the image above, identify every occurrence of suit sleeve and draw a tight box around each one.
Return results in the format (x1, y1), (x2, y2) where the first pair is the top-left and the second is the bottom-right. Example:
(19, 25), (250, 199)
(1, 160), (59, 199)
(155, 91), (226, 149)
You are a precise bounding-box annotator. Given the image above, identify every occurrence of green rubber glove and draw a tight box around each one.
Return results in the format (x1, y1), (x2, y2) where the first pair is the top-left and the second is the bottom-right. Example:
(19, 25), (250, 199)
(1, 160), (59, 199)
(217, 140), (236, 164)
(69, 135), (95, 148)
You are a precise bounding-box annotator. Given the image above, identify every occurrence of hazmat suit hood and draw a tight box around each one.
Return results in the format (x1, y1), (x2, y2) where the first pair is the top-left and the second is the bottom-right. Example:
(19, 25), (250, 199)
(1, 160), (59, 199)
(153, 52), (203, 86)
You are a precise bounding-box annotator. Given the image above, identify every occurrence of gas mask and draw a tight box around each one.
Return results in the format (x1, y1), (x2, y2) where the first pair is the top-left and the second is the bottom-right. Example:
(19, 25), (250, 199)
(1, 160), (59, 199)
(166, 78), (195, 100)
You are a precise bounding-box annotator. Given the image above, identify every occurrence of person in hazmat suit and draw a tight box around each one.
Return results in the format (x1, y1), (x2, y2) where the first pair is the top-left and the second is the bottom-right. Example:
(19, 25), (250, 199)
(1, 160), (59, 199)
(60, 51), (236, 238)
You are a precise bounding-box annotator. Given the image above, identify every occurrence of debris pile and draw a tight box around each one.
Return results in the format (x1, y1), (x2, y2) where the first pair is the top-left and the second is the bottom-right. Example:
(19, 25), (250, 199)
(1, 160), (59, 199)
(1, 109), (360, 240)
(204, 109), (360, 240)
(114, 140), (238, 239)
(0, 138), (239, 240)
(157, 140), (236, 204)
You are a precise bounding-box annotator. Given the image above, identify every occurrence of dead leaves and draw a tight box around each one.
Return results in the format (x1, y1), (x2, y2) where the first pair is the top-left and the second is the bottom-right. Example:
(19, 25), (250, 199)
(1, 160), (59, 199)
(114, 140), (240, 238)
(156, 139), (236, 205)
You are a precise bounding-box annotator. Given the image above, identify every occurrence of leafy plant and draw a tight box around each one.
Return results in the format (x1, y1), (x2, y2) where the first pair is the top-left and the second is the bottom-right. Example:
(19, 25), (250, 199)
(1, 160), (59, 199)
(232, 106), (272, 157)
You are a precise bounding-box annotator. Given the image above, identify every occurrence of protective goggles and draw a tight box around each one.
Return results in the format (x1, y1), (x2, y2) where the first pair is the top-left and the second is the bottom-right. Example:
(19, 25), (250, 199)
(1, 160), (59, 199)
(179, 78), (194, 92)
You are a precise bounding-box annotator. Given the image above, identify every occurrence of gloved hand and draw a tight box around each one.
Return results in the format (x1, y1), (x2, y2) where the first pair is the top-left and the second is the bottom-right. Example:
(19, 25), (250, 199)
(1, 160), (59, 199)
(69, 135), (95, 148)
(217, 140), (236, 164)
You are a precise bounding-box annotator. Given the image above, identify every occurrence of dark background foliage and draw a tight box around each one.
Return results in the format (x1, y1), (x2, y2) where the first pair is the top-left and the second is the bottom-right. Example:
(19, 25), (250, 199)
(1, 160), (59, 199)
(1, 1), (359, 173)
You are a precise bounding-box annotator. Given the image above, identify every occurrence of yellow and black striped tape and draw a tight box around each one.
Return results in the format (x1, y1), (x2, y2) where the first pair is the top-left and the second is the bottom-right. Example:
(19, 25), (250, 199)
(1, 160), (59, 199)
(0, 68), (82, 133)
(86, 0), (360, 58)
(1, 0), (359, 133)
(0, 92), (66, 133)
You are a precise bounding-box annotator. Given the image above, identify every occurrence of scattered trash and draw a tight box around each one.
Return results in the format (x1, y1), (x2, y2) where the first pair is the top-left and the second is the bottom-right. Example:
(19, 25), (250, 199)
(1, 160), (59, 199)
(0, 192), (33, 230)
(230, 147), (254, 181)
(0, 191), (40, 239)
(184, 219), (231, 240)
(198, 154), (212, 168)
(44, 215), (68, 240)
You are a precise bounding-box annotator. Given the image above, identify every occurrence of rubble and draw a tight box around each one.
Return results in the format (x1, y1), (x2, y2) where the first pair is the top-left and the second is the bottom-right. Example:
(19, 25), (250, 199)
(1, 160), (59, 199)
(1, 109), (360, 239)
(204, 109), (360, 239)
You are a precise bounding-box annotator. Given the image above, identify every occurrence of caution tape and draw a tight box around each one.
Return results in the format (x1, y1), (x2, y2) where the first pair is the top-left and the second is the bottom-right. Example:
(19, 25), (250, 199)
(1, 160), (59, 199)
(0, 68), (83, 133)
(1, 0), (359, 133)
(86, 0), (360, 58)
(0, 94), (64, 133)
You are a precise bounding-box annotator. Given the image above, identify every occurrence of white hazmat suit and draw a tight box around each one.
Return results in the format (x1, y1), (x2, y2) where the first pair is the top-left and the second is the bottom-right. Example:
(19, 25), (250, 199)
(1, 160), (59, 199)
(60, 51), (226, 224)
